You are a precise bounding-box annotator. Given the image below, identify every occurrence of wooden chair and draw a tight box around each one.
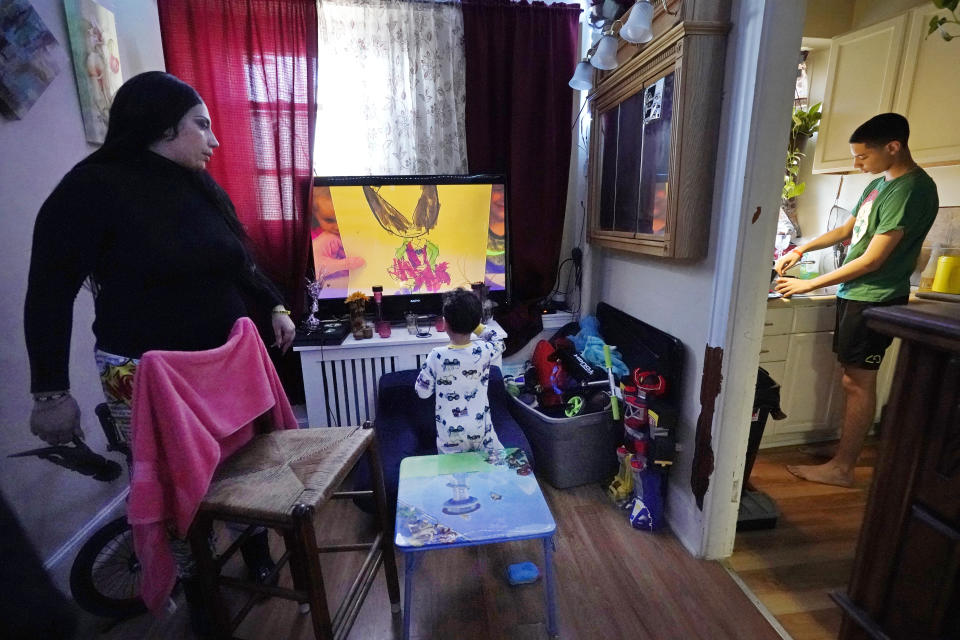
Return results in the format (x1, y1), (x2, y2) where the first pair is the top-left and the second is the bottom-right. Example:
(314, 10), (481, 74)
(187, 424), (401, 639)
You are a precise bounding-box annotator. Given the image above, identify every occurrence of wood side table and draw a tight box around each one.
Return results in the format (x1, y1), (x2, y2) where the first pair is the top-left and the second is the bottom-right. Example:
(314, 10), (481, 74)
(833, 301), (960, 640)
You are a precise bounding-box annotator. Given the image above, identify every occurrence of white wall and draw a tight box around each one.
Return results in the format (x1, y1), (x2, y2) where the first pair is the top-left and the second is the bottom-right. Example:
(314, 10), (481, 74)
(0, 0), (163, 584)
(579, 0), (804, 555)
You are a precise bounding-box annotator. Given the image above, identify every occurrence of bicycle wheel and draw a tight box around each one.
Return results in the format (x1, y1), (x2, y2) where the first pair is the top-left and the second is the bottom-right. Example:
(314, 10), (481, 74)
(69, 515), (146, 619)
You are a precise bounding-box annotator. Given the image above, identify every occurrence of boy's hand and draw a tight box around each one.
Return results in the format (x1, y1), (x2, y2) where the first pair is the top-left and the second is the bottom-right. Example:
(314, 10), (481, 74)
(774, 277), (815, 298)
(774, 250), (802, 275)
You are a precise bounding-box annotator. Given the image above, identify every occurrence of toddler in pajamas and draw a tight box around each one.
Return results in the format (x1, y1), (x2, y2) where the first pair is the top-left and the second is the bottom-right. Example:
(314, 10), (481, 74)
(415, 288), (505, 454)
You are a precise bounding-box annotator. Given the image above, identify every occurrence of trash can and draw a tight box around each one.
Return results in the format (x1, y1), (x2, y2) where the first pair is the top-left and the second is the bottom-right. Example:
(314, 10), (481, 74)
(737, 366), (786, 531)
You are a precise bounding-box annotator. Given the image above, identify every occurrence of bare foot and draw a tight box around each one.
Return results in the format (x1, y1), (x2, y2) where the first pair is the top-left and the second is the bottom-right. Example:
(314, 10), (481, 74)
(786, 462), (854, 487)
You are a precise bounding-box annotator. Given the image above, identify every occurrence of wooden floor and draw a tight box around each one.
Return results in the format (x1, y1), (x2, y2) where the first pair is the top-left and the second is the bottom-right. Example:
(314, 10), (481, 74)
(727, 440), (878, 640)
(73, 479), (780, 640)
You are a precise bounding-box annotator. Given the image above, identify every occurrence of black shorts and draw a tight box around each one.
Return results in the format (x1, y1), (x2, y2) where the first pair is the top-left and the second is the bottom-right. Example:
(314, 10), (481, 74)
(833, 296), (908, 370)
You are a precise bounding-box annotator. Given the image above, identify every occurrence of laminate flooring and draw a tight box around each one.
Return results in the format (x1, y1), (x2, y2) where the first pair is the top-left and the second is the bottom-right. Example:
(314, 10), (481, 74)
(727, 440), (878, 640)
(71, 478), (780, 639)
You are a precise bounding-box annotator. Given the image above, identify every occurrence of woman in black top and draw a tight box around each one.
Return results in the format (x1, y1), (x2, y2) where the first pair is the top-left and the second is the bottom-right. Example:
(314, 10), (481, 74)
(25, 71), (296, 446)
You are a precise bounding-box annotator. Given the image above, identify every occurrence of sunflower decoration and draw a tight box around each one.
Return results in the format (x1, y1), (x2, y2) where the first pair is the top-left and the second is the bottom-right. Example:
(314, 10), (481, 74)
(345, 291), (368, 335)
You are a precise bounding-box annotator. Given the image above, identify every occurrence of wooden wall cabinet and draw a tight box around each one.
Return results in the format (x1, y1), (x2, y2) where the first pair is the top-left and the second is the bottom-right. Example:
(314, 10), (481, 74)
(587, 21), (728, 259)
(814, 6), (960, 173)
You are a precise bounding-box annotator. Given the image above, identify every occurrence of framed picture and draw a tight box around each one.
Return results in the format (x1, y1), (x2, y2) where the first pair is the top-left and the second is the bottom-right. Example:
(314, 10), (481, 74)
(0, 0), (63, 119)
(63, 0), (123, 143)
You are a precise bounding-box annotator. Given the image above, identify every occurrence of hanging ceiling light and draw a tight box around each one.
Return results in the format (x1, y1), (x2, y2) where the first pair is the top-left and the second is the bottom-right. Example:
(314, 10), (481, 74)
(619, 0), (655, 44)
(569, 0), (680, 90)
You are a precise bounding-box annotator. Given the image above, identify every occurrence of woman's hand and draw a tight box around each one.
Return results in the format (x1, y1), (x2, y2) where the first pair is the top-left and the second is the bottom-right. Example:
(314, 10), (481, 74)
(30, 393), (83, 445)
(272, 309), (296, 353)
(774, 277), (815, 298)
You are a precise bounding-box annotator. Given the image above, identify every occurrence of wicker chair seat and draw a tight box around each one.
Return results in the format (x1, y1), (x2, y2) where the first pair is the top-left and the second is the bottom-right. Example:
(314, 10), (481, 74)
(200, 426), (370, 523)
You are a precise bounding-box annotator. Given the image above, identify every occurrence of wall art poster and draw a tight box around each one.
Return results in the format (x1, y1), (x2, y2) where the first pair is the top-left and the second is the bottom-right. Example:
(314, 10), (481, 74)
(0, 0), (63, 119)
(63, 0), (122, 143)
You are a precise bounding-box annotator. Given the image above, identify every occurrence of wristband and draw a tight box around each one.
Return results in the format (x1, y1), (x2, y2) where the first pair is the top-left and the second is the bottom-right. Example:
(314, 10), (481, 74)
(272, 306), (291, 315)
(789, 248), (803, 258)
(34, 391), (69, 402)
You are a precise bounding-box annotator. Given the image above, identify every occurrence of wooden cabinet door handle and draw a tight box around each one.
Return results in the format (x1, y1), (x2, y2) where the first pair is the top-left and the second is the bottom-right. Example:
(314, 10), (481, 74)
(764, 321), (774, 326)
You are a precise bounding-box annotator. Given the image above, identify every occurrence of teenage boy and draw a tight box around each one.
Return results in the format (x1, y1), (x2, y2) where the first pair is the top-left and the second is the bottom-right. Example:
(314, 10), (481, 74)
(773, 112), (939, 487)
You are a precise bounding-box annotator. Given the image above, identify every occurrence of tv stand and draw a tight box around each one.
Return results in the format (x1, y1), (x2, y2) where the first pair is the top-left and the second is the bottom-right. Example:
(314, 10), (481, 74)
(294, 320), (506, 427)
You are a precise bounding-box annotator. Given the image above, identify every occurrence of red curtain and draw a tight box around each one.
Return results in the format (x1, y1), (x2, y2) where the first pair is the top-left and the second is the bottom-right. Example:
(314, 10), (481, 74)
(157, 0), (317, 317)
(461, 0), (581, 303)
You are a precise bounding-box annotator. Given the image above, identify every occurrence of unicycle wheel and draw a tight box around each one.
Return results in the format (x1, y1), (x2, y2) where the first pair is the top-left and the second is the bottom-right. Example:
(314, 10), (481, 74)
(69, 515), (146, 619)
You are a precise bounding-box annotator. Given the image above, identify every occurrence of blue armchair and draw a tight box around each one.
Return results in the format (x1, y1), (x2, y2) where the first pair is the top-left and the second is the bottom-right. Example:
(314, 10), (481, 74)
(353, 367), (534, 514)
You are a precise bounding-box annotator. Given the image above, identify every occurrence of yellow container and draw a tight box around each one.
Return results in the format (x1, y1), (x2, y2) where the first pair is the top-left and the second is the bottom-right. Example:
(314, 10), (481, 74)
(931, 255), (960, 294)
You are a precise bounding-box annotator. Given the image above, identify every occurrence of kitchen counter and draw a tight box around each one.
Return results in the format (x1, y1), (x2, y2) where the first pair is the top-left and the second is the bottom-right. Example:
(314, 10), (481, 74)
(766, 292), (836, 308)
(767, 291), (931, 309)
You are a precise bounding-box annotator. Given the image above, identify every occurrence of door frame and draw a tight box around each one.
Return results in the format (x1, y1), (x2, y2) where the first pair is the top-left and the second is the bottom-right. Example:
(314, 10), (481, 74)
(697, 0), (807, 557)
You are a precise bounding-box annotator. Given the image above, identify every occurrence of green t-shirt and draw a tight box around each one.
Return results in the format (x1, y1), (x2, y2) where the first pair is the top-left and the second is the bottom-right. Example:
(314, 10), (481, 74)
(838, 167), (939, 302)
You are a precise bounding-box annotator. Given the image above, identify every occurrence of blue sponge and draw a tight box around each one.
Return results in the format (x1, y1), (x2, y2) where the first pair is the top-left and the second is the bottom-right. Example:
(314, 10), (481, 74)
(507, 561), (540, 585)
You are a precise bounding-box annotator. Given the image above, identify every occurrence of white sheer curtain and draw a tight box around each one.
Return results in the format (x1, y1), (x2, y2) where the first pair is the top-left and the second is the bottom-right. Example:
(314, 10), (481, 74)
(314, 0), (468, 175)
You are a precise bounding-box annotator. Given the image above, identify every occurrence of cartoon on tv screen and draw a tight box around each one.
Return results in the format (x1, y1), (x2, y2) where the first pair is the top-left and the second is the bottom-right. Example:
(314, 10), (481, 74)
(311, 181), (507, 299)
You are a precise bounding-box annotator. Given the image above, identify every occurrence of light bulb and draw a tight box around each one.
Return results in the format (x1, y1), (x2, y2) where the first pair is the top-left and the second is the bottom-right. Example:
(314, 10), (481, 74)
(569, 61), (594, 90)
(620, 0), (655, 45)
(590, 35), (620, 70)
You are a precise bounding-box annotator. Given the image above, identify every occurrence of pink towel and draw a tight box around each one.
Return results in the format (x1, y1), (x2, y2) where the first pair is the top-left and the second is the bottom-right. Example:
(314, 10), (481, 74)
(127, 317), (298, 614)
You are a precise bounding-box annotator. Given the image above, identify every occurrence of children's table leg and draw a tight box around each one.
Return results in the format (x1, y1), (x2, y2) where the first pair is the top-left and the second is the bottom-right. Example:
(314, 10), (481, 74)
(543, 536), (558, 637)
(403, 552), (420, 640)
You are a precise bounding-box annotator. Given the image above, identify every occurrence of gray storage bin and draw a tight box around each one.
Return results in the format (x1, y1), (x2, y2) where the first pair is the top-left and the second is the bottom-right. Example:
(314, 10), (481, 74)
(508, 395), (619, 489)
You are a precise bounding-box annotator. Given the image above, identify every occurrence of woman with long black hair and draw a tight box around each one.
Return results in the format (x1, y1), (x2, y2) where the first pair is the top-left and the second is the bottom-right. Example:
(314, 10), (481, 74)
(24, 71), (294, 627)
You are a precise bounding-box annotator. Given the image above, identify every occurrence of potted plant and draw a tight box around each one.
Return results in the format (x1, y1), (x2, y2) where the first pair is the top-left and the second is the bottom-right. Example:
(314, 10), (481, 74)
(345, 291), (370, 339)
(781, 101), (822, 237)
(927, 0), (959, 41)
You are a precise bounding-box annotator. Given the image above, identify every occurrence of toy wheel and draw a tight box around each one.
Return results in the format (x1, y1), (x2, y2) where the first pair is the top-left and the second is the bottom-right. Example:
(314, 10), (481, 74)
(564, 395), (584, 417)
(70, 516), (146, 619)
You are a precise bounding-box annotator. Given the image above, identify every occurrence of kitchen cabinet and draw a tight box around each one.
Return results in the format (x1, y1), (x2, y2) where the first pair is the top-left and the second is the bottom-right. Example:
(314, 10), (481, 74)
(812, 15), (907, 173)
(759, 297), (898, 448)
(814, 6), (960, 173)
(892, 6), (960, 167)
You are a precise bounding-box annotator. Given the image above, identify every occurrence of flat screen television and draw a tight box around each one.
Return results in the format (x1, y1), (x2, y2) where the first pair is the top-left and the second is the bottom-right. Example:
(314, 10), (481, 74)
(309, 174), (509, 321)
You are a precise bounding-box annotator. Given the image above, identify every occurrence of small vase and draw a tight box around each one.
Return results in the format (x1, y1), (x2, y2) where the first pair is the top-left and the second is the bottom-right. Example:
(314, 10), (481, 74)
(348, 301), (366, 337)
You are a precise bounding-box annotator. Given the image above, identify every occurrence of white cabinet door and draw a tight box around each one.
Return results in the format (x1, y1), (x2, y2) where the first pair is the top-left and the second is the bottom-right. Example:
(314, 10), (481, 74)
(759, 334), (789, 363)
(894, 7), (960, 167)
(763, 308), (794, 336)
(779, 332), (843, 438)
(813, 14), (908, 173)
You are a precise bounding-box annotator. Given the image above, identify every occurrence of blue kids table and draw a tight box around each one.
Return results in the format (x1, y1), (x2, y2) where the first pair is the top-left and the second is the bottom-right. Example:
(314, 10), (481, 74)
(395, 449), (558, 639)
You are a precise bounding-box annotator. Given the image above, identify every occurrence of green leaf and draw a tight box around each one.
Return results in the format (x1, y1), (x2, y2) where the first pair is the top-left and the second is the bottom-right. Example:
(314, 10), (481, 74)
(933, 0), (958, 12)
(943, 29), (955, 41)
